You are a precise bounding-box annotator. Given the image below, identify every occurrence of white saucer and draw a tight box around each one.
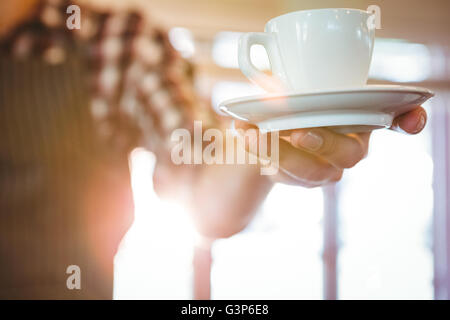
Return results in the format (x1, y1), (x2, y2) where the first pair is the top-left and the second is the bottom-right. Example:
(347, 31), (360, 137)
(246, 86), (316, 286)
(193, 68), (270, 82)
(219, 85), (434, 133)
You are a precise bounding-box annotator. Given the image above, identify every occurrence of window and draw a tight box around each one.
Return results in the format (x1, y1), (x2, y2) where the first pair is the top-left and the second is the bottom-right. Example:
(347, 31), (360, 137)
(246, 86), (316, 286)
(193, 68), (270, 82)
(338, 103), (434, 299)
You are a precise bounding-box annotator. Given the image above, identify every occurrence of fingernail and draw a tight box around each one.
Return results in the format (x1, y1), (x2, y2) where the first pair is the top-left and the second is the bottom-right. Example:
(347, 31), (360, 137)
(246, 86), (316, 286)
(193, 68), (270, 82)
(294, 131), (323, 151)
(415, 113), (426, 133)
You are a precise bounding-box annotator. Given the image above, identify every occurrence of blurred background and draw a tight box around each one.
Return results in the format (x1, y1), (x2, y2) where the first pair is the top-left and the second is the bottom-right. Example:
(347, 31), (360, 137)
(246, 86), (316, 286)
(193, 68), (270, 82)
(113, 0), (450, 299)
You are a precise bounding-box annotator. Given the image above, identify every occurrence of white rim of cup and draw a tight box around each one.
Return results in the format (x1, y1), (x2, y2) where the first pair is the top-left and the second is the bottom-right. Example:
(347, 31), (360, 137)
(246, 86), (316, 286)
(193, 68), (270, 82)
(265, 8), (371, 27)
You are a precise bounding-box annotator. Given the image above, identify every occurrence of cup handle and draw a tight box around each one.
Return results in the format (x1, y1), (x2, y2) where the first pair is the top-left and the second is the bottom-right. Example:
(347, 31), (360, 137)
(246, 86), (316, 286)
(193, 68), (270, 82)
(238, 32), (286, 92)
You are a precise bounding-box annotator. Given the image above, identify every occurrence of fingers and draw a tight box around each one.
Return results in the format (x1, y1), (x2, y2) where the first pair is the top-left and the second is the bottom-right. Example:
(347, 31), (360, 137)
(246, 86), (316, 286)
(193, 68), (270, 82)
(234, 105), (426, 189)
(390, 106), (427, 134)
(276, 138), (344, 186)
(290, 128), (370, 169)
(234, 121), (344, 186)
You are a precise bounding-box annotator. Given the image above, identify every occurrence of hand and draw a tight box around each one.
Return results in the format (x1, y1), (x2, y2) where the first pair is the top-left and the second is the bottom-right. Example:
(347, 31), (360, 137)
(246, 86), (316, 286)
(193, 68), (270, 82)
(236, 106), (427, 188)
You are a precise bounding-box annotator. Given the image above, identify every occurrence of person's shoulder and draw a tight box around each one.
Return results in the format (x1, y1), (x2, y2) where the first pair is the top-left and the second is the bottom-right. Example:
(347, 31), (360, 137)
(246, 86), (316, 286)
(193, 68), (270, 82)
(0, 0), (164, 57)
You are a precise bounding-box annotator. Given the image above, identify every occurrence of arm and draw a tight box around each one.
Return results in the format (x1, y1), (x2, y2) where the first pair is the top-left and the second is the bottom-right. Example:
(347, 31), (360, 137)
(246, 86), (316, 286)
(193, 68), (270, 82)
(190, 163), (273, 239)
(153, 105), (427, 239)
(152, 129), (274, 239)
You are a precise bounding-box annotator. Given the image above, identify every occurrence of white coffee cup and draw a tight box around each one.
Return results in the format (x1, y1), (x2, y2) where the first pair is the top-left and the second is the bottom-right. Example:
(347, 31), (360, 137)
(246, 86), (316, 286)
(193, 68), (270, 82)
(238, 8), (375, 93)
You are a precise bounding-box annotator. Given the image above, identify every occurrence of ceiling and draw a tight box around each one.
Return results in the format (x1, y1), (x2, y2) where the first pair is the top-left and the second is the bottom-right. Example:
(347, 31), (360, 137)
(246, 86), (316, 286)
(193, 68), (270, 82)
(145, 0), (450, 46)
(136, 0), (450, 90)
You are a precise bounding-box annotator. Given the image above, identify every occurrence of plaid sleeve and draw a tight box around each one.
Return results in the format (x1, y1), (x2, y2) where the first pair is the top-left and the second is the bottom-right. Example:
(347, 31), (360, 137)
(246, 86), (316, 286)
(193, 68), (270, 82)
(1, 0), (218, 157)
